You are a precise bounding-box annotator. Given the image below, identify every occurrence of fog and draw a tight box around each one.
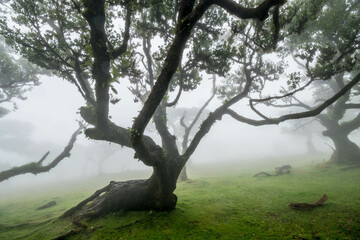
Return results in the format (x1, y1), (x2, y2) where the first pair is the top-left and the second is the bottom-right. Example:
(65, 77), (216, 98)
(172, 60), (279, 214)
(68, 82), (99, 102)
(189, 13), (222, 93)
(0, 71), (334, 190)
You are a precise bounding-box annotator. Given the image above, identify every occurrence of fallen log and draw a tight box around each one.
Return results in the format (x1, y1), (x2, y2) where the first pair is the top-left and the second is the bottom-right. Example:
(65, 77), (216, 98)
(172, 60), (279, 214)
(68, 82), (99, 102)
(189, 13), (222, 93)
(253, 165), (292, 177)
(36, 201), (56, 210)
(289, 194), (328, 210)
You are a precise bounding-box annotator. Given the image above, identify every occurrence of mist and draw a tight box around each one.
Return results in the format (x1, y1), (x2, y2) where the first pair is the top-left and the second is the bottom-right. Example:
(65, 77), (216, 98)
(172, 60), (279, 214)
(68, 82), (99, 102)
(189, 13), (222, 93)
(1, 0), (360, 239)
(0, 73), (333, 189)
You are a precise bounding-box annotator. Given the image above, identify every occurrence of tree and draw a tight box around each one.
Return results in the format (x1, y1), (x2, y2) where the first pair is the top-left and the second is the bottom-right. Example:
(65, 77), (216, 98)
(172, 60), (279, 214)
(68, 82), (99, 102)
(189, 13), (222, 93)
(318, 76), (360, 164)
(1, 0), (359, 218)
(281, 118), (323, 155)
(167, 76), (216, 181)
(0, 38), (40, 117)
(270, 0), (360, 164)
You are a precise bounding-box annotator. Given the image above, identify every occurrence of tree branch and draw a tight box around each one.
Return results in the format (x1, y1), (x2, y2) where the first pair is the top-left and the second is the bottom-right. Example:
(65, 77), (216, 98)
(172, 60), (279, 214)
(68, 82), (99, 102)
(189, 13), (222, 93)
(80, 106), (162, 167)
(180, 75), (216, 154)
(83, 0), (111, 128)
(110, 8), (132, 59)
(183, 76), (252, 159)
(226, 72), (360, 126)
(131, 0), (212, 162)
(0, 122), (84, 183)
(153, 103), (180, 159)
(214, 0), (286, 22)
(342, 112), (360, 134)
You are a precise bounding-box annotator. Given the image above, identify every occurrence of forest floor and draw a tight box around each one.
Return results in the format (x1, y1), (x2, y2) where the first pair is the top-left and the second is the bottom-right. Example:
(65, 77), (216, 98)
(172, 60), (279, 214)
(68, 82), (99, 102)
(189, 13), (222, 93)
(0, 154), (360, 239)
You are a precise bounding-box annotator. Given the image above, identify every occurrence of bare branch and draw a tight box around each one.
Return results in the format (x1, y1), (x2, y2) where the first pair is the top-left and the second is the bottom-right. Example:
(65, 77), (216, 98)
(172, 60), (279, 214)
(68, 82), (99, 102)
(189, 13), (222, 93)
(342, 112), (360, 134)
(226, 72), (360, 126)
(179, 75), (216, 154)
(187, 75), (216, 131)
(37, 151), (50, 165)
(80, 106), (162, 167)
(183, 76), (252, 159)
(0, 122), (84, 183)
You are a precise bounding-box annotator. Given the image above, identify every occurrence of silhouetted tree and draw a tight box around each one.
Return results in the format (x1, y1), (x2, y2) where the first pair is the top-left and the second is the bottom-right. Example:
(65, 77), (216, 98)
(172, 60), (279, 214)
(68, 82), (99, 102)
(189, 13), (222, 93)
(270, 0), (360, 164)
(167, 76), (216, 181)
(0, 38), (40, 117)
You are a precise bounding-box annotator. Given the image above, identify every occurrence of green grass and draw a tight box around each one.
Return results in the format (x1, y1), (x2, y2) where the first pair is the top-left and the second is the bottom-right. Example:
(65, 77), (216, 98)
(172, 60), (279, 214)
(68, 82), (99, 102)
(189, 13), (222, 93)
(1, 156), (360, 239)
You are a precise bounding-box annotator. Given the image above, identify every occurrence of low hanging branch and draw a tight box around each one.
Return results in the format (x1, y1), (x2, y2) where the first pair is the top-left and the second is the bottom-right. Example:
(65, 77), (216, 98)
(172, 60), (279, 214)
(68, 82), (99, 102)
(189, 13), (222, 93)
(226, 71), (360, 126)
(0, 122), (84, 183)
(289, 194), (328, 210)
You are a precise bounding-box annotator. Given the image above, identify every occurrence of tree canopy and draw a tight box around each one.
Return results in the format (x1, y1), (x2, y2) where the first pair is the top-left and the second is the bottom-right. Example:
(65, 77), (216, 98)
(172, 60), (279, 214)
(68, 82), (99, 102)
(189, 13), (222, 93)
(0, 38), (40, 117)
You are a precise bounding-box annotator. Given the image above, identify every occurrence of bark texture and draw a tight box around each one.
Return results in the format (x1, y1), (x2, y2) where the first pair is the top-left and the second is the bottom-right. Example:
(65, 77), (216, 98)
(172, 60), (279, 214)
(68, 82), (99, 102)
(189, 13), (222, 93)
(63, 161), (182, 217)
(328, 133), (360, 164)
(318, 75), (360, 164)
(61, 0), (326, 218)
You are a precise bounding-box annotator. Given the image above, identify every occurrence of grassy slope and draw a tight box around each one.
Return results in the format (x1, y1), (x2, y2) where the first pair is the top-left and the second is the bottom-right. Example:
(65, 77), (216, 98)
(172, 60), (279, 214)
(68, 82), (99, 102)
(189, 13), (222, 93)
(0, 156), (360, 240)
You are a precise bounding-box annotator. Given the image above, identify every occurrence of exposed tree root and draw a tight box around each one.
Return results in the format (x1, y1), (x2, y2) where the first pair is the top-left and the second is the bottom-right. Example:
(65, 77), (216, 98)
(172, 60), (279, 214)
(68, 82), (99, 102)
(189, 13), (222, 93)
(289, 194), (328, 210)
(61, 181), (115, 218)
(61, 178), (176, 219)
(51, 229), (83, 240)
(53, 212), (90, 240)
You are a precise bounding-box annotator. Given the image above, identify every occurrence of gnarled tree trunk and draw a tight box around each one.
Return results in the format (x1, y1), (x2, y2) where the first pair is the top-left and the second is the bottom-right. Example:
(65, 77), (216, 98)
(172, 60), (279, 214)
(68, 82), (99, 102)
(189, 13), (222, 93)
(328, 133), (360, 164)
(63, 157), (183, 218)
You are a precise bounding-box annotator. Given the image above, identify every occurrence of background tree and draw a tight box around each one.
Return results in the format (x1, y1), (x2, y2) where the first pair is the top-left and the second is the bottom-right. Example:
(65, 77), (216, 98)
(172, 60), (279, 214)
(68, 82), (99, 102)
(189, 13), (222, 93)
(281, 118), (324, 155)
(167, 76), (216, 181)
(1, 0), (359, 219)
(0, 38), (40, 117)
(269, 0), (360, 164)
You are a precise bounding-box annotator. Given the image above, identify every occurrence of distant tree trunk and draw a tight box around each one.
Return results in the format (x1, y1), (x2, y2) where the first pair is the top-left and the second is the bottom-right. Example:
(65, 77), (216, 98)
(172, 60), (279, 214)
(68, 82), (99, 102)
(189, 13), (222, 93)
(306, 134), (319, 155)
(178, 164), (188, 181)
(328, 133), (360, 164)
(318, 74), (360, 164)
(178, 137), (189, 181)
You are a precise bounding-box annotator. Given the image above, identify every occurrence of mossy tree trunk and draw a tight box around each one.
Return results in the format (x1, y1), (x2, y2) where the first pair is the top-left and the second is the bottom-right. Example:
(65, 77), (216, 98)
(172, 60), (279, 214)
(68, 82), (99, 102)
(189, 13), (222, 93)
(325, 130), (360, 164)
(319, 74), (360, 164)
(63, 154), (184, 217)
